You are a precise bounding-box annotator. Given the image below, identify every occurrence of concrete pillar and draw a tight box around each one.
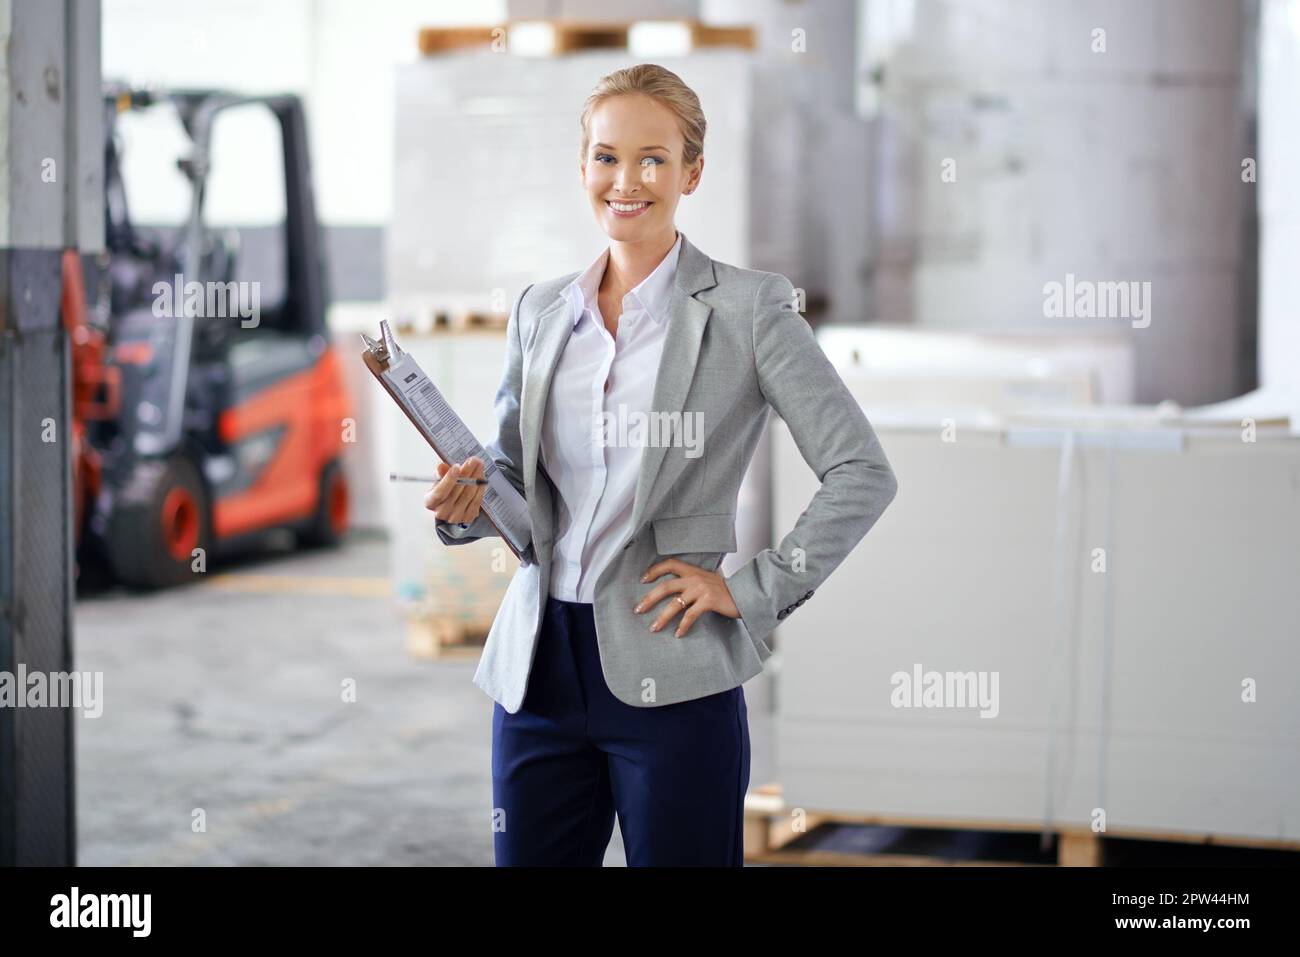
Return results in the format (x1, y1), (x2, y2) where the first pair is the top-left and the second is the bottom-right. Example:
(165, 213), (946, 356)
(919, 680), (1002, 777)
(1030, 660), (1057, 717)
(0, 0), (102, 866)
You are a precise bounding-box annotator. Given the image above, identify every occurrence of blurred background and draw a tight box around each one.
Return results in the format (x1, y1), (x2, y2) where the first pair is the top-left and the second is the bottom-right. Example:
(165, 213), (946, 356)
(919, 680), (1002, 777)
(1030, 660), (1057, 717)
(2, 0), (1297, 866)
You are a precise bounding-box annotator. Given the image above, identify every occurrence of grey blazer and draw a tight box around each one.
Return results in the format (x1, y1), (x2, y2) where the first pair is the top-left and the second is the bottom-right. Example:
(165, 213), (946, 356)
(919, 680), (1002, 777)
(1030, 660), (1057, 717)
(436, 231), (898, 713)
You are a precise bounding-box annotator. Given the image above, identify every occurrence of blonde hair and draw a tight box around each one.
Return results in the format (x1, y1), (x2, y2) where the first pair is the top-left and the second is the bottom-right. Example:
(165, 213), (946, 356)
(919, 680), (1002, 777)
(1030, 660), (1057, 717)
(579, 64), (706, 167)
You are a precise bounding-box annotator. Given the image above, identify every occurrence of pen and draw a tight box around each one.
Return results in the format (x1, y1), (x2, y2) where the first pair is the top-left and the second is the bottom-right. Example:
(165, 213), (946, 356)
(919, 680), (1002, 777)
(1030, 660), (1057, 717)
(389, 472), (489, 486)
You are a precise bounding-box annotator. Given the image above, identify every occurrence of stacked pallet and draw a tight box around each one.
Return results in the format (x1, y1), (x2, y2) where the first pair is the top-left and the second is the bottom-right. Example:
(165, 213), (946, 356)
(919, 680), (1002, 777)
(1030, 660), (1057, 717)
(379, 330), (519, 660)
(416, 20), (755, 58)
(388, 49), (778, 306)
(770, 393), (1300, 853)
(744, 783), (1300, 866)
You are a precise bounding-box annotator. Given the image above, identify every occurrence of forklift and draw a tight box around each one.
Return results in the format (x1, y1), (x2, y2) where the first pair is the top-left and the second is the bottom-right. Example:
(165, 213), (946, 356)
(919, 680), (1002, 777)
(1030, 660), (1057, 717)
(71, 86), (353, 588)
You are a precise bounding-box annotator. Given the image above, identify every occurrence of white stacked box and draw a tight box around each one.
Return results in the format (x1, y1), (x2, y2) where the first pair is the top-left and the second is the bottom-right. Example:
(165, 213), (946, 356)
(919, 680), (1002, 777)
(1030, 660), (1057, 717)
(330, 303), (399, 532)
(389, 49), (794, 309)
(771, 405), (1300, 842)
(816, 323), (1138, 408)
(380, 330), (519, 627)
(506, 0), (701, 21)
(871, 0), (1249, 406)
(1256, 0), (1300, 429)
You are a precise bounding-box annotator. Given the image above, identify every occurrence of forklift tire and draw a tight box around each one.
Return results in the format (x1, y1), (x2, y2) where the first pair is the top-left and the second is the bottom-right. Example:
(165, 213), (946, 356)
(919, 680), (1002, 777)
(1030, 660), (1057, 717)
(297, 458), (349, 549)
(107, 455), (211, 589)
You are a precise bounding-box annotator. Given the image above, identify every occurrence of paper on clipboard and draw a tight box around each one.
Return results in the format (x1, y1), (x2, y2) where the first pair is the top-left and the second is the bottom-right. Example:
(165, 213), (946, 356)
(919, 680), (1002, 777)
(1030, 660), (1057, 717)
(361, 321), (533, 563)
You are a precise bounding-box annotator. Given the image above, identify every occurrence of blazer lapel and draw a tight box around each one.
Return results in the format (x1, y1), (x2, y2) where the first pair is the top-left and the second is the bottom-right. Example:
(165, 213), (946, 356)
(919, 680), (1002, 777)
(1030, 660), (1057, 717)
(627, 239), (716, 531)
(521, 292), (574, 501)
(519, 231), (718, 533)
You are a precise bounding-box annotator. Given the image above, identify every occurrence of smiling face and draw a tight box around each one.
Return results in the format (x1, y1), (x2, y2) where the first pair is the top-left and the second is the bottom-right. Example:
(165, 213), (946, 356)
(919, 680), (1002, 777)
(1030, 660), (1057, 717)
(580, 93), (702, 243)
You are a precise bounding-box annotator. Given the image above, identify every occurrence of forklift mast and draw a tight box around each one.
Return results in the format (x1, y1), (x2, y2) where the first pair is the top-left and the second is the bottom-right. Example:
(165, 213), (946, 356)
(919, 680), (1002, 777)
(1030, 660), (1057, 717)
(101, 88), (330, 460)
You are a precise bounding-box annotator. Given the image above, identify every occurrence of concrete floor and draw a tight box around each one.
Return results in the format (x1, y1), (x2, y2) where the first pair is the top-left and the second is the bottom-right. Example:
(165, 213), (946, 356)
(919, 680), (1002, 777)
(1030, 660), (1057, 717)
(74, 532), (776, 866)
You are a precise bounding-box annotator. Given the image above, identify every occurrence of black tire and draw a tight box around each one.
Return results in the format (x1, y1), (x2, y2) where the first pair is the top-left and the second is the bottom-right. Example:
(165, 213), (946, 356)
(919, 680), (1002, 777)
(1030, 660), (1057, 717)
(106, 455), (211, 589)
(297, 458), (349, 548)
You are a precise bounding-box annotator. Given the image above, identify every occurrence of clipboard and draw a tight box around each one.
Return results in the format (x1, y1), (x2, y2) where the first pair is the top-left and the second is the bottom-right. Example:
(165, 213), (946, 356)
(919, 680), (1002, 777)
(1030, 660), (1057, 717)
(362, 320), (534, 565)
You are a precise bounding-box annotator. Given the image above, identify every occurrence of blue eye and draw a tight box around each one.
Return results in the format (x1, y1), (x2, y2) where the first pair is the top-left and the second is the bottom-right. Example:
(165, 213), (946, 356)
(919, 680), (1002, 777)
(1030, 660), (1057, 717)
(593, 152), (665, 166)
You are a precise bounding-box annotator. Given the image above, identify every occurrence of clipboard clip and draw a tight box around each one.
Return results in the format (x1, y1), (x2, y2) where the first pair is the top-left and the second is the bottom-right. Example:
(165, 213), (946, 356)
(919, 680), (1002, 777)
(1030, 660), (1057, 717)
(361, 320), (405, 367)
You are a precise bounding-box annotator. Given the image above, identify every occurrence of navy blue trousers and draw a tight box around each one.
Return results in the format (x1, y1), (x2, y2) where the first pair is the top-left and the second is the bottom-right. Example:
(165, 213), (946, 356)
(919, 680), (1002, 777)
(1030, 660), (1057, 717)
(492, 595), (751, 866)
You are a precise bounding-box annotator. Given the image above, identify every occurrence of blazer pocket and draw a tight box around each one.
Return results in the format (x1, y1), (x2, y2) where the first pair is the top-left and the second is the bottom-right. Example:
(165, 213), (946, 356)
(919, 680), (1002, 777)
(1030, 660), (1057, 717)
(652, 512), (738, 556)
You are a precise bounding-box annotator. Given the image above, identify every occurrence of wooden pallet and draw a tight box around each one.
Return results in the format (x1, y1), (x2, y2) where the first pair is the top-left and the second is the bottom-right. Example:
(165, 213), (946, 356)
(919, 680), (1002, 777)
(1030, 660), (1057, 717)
(744, 782), (1300, 866)
(385, 307), (508, 336)
(687, 22), (757, 51)
(746, 783), (1098, 867)
(405, 616), (493, 661)
(548, 21), (628, 54)
(431, 309), (508, 332)
(417, 26), (501, 56)
(418, 20), (756, 57)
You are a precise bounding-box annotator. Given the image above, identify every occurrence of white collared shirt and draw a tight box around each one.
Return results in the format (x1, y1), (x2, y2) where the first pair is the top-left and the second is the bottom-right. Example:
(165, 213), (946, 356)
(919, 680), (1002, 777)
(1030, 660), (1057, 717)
(541, 231), (683, 602)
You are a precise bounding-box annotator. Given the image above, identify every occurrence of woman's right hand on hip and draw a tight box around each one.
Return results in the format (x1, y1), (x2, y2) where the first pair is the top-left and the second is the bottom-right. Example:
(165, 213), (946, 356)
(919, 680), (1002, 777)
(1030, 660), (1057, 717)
(424, 456), (487, 524)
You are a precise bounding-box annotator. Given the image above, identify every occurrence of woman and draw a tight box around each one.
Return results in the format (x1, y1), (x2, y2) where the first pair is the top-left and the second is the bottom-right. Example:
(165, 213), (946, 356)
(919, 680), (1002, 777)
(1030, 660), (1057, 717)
(425, 64), (898, 866)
